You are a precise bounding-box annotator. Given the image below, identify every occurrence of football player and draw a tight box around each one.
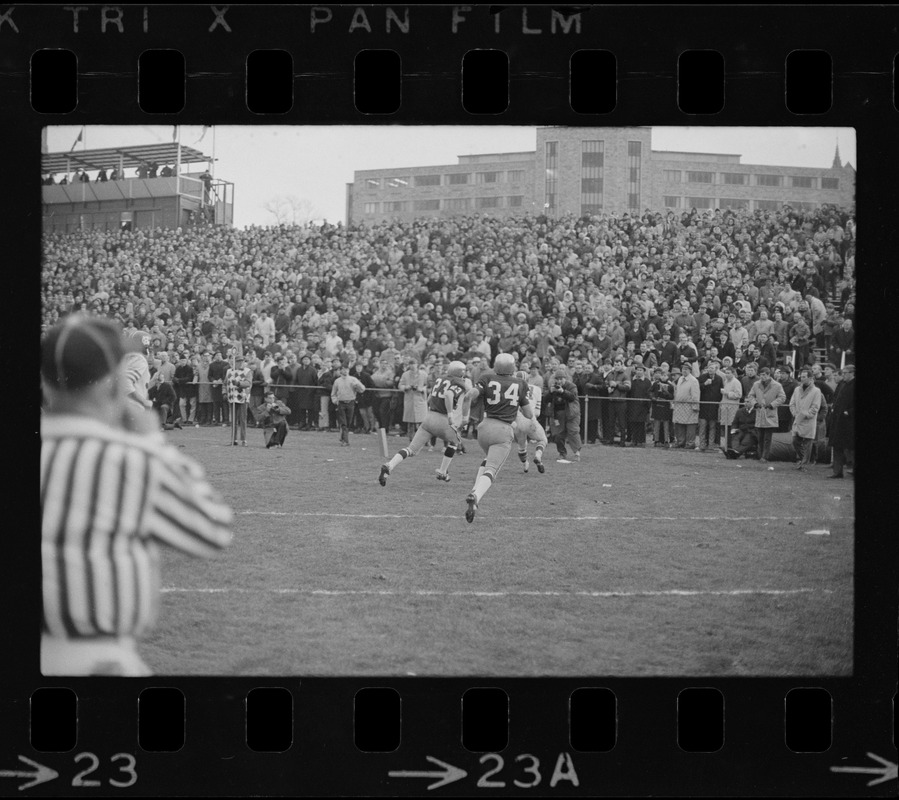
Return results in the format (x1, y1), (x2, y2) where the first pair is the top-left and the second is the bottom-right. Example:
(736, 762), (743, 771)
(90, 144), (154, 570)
(512, 371), (547, 473)
(379, 361), (468, 486)
(462, 353), (533, 522)
(122, 330), (153, 412)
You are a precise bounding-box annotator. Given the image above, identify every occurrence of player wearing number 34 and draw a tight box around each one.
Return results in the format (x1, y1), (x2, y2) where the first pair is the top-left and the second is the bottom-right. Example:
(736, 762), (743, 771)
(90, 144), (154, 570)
(463, 353), (534, 523)
(379, 361), (470, 485)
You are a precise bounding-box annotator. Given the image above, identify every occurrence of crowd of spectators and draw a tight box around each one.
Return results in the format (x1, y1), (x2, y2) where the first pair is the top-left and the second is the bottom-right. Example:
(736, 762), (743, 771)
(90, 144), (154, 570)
(42, 203), (856, 456)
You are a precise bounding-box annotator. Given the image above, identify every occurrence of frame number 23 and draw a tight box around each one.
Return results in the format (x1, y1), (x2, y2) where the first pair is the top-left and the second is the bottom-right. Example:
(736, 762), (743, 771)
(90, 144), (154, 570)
(72, 752), (138, 788)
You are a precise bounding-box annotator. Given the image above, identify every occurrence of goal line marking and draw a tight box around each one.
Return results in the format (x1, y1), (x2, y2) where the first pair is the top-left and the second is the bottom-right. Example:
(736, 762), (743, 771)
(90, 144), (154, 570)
(161, 587), (835, 598)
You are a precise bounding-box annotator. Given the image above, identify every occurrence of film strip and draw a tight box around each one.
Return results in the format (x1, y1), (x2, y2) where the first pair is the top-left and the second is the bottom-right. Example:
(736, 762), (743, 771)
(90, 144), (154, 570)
(5, 4), (897, 796)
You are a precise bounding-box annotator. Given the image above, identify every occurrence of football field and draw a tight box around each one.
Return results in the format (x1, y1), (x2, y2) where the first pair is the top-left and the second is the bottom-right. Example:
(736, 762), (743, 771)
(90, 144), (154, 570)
(143, 427), (854, 676)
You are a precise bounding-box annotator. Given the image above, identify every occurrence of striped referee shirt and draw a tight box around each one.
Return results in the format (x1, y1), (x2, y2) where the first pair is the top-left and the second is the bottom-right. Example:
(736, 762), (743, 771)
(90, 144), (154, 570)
(41, 414), (233, 640)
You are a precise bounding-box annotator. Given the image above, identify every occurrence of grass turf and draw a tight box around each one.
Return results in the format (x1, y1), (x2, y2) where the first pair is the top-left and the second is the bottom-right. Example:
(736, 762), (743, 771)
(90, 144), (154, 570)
(141, 426), (853, 676)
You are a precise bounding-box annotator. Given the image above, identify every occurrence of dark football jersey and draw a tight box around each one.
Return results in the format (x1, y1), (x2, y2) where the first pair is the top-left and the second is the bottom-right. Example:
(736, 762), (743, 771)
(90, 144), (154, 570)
(477, 372), (530, 424)
(428, 375), (467, 415)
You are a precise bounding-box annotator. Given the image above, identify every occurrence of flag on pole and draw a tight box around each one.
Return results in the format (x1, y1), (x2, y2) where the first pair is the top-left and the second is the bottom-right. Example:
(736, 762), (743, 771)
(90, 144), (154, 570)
(172, 125), (180, 143)
(195, 125), (211, 144)
(69, 127), (84, 152)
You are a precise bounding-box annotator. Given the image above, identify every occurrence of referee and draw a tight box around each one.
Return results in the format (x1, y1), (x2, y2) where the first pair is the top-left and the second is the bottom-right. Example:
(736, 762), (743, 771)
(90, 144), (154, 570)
(40, 315), (233, 676)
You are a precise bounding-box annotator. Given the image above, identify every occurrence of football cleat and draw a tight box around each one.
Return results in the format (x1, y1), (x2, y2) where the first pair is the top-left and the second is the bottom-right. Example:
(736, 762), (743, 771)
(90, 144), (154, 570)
(536, 460), (545, 474)
(378, 464), (390, 487)
(523, 460), (530, 473)
(465, 493), (478, 523)
(436, 470), (451, 482)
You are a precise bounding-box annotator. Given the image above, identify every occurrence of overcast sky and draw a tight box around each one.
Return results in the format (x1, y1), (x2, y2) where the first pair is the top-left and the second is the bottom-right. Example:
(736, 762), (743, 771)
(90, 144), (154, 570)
(45, 126), (856, 229)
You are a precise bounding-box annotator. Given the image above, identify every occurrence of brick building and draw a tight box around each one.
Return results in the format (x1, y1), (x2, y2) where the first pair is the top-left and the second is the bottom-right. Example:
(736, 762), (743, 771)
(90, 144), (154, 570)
(346, 127), (854, 224)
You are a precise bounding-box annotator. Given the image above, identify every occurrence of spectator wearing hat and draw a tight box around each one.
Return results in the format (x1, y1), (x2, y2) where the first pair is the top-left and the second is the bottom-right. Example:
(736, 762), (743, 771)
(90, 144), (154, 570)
(671, 364), (700, 449)
(225, 354), (252, 445)
(748, 367), (786, 462)
(547, 367), (582, 461)
(828, 364), (855, 478)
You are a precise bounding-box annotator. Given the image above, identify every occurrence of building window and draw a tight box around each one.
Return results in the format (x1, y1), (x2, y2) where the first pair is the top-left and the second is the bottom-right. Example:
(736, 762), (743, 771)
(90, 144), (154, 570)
(414, 174), (441, 187)
(755, 199), (780, 211)
(756, 174), (782, 187)
(447, 173), (470, 185)
(545, 141), (558, 212)
(582, 145), (604, 168)
(506, 170), (525, 183)
(363, 202), (380, 214)
(507, 195), (524, 207)
(663, 196), (680, 208)
(821, 177), (839, 190)
(581, 140), (604, 213)
(722, 173), (747, 185)
(476, 171), (499, 184)
(719, 198), (749, 210)
(627, 141), (641, 210)
(476, 196), (500, 209)
(364, 178), (380, 189)
(444, 197), (471, 210)
(414, 199), (441, 211)
(385, 201), (407, 212)
(790, 176), (816, 189)
(386, 177), (409, 189)
(663, 170), (681, 183)
(687, 197), (713, 209)
(686, 171), (714, 184)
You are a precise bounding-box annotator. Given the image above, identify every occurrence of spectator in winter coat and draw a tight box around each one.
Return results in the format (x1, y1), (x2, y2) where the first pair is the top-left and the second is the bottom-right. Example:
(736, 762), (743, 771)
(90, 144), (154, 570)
(748, 367), (786, 462)
(697, 360), (724, 451)
(547, 368), (582, 461)
(671, 366), (700, 448)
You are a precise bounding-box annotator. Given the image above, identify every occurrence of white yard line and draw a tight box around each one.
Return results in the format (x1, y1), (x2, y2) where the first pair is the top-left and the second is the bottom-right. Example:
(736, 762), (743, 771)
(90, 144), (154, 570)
(161, 586), (834, 598)
(235, 511), (849, 522)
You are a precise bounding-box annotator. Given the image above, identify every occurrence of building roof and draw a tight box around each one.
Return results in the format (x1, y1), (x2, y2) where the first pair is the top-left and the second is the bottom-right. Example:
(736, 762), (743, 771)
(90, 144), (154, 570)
(42, 143), (210, 175)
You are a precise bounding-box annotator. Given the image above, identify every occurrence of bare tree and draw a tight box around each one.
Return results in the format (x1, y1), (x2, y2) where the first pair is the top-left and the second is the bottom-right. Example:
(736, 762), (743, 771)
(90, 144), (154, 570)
(262, 195), (320, 226)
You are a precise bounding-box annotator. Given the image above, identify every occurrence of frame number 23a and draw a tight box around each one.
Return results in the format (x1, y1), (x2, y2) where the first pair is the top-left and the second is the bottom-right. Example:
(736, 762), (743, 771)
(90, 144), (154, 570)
(477, 752), (578, 789)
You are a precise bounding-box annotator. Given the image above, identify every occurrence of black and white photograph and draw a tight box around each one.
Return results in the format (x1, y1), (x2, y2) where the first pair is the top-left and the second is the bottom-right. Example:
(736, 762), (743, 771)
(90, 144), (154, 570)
(40, 124), (857, 678)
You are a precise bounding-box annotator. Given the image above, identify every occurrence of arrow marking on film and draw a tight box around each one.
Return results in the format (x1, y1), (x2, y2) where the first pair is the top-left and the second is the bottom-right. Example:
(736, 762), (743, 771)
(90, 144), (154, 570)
(0, 756), (59, 791)
(830, 752), (897, 786)
(389, 756), (467, 790)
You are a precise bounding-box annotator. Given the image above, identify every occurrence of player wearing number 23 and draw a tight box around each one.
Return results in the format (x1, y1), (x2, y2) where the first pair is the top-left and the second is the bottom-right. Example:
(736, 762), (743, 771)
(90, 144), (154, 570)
(462, 353), (534, 522)
(379, 361), (469, 485)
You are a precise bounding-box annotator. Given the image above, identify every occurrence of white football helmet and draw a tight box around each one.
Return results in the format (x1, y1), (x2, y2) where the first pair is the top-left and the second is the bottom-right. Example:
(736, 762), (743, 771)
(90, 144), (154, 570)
(446, 361), (466, 378)
(494, 353), (515, 375)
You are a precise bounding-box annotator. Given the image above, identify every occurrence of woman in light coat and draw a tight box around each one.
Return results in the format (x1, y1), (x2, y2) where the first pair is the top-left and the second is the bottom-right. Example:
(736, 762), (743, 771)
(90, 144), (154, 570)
(718, 365), (744, 448)
(398, 359), (428, 437)
(671, 367), (700, 448)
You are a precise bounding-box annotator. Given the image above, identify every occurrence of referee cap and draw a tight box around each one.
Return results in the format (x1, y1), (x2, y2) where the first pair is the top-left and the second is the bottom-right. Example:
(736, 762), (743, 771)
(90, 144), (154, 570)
(41, 314), (127, 392)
